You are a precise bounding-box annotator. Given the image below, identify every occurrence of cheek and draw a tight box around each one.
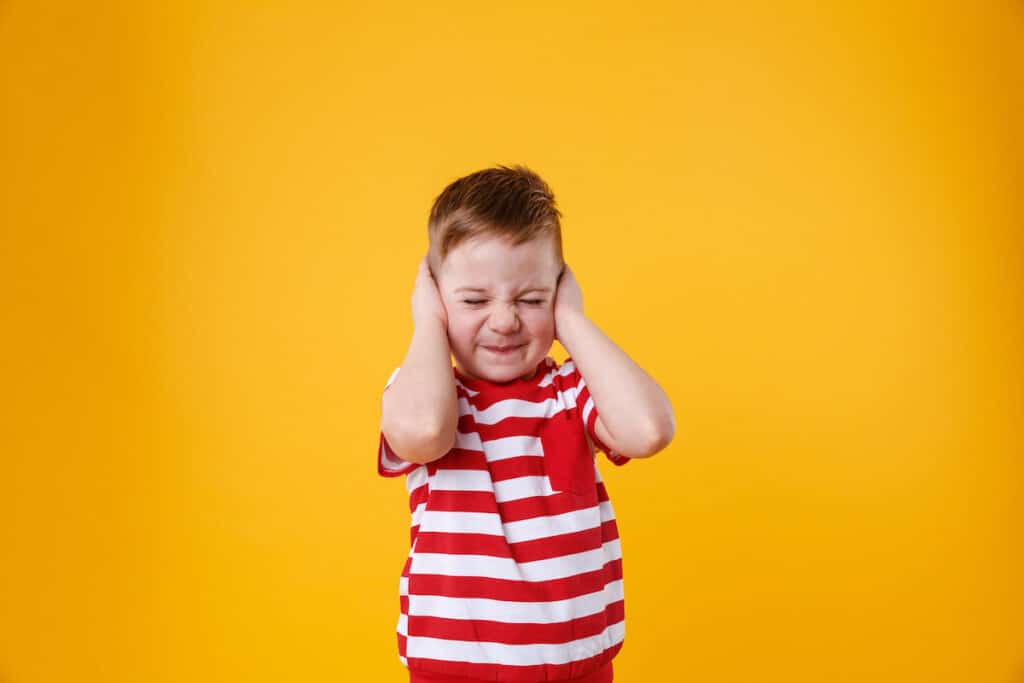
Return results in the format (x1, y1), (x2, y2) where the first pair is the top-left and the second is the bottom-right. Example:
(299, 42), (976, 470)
(523, 309), (556, 336)
(445, 312), (482, 343)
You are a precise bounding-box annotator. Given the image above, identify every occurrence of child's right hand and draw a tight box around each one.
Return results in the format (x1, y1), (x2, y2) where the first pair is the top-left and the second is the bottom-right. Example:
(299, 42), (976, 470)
(412, 255), (449, 329)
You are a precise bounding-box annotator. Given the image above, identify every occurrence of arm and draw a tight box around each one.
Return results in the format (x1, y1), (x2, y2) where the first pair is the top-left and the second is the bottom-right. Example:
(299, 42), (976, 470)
(379, 257), (458, 465)
(555, 266), (676, 458)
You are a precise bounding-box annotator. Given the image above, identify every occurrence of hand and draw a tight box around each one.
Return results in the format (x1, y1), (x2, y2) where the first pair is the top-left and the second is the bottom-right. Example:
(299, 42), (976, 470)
(553, 264), (584, 342)
(411, 255), (448, 329)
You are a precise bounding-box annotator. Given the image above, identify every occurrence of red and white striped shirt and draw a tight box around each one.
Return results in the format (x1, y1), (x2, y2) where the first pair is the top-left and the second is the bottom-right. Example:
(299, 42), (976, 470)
(377, 356), (631, 682)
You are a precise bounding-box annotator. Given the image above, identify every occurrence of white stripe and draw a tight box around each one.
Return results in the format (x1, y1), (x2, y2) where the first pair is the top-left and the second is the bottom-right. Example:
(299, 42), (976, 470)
(419, 510), (504, 535)
(406, 466), (428, 494)
(430, 470), (557, 501)
(454, 430), (484, 451)
(481, 435), (544, 461)
(408, 579), (624, 624)
(443, 434), (549, 463)
(411, 501), (426, 525)
(455, 383), (480, 396)
(399, 576), (408, 594)
(470, 397), (559, 424)
(536, 368), (557, 387)
(430, 469), (494, 492)
(418, 503), (613, 543)
(537, 360), (578, 385)
(397, 613), (407, 636)
(541, 363), (583, 411)
(405, 620), (625, 665)
(493, 475), (555, 503)
(597, 500), (616, 524)
(564, 362), (590, 418)
(380, 440), (412, 473)
(581, 395), (595, 428)
(503, 505), (604, 543)
(410, 539), (622, 582)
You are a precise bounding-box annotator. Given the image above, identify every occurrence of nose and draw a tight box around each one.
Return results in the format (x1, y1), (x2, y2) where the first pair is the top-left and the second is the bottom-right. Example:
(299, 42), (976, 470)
(488, 303), (521, 334)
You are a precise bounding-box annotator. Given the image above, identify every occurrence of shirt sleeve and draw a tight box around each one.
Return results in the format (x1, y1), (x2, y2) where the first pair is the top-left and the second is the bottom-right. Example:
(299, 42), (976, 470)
(377, 367), (420, 478)
(563, 357), (631, 466)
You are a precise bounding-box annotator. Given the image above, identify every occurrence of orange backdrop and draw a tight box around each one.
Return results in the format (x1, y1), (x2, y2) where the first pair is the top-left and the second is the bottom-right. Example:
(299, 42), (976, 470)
(2, 2), (1022, 682)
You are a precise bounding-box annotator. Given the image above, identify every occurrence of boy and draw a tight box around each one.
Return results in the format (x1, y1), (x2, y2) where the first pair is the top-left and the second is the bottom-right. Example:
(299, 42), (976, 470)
(378, 165), (675, 683)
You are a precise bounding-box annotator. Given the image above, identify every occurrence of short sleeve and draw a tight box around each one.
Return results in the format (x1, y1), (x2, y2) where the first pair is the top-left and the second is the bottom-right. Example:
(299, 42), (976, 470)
(377, 367), (420, 477)
(563, 357), (631, 466)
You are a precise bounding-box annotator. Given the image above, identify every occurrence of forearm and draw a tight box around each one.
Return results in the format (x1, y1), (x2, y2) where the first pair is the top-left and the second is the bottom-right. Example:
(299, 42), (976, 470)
(558, 310), (675, 451)
(381, 318), (458, 462)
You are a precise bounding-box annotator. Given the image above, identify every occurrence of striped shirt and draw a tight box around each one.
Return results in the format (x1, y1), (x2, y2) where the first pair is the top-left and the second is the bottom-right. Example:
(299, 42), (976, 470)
(377, 356), (631, 682)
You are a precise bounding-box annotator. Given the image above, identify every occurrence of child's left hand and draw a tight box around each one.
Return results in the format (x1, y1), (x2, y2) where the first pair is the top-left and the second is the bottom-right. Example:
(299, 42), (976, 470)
(553, 264), (584, 342)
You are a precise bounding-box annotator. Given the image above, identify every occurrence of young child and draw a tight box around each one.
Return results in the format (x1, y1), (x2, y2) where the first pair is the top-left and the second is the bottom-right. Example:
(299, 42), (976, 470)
(377, 165), (675, 683)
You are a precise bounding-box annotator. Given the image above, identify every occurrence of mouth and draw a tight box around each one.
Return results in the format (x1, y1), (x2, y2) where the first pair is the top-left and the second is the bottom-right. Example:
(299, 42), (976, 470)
(482, 344), (524, 355)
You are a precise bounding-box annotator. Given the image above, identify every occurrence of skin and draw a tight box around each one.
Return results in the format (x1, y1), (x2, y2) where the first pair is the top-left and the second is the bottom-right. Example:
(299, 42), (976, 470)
(434, 234), (563, 384)
(382, 232), (676, 465)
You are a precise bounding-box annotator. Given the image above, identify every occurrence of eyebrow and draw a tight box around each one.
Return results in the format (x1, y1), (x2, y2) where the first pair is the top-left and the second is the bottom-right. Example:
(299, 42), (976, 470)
(454, 286), (552, 294)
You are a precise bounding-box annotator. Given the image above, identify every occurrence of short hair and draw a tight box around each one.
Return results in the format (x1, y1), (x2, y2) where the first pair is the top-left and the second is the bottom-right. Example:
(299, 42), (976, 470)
(427, 164), (564, 273)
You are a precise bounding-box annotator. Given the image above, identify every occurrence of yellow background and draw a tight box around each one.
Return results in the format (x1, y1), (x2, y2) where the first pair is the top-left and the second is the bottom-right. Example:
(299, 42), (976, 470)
(2, 2), (1022, 681)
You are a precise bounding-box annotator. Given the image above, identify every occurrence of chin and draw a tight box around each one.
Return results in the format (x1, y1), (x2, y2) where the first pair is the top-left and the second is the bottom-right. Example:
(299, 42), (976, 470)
(466, 352), (536, 383)
(489, 365), (529, 382)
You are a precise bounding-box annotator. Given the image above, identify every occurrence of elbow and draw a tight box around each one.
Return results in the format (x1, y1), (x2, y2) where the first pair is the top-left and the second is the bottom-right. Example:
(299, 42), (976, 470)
(382, 417), (456, 465)
(631, 414), (676, 459)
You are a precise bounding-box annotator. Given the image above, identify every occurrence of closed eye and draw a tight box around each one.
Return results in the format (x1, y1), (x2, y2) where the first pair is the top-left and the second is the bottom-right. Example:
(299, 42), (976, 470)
(462, 299), (546, 305)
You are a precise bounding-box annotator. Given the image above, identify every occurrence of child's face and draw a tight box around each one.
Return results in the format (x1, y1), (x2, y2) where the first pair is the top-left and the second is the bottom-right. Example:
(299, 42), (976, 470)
(435, 233), (562, 383)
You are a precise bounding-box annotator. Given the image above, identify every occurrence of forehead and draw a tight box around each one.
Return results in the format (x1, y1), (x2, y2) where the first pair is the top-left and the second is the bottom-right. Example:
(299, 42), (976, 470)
(439, 234), (561, 288)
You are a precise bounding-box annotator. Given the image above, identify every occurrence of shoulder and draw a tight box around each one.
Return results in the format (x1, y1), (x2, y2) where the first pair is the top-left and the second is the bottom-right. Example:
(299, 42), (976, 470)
(553, 356), (584, 388)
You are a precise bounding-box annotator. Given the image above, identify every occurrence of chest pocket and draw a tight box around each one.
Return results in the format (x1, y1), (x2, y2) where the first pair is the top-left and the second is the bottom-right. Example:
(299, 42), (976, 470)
(540, 372), (596, 495)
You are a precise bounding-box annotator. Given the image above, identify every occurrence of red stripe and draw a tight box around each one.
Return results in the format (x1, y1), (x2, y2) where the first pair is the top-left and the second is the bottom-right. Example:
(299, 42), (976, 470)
(436, 448), (488, 470)
(599, 518), (620, 544)
(459, 382), (557, 412)
(413, 532), (514, 558)
(425, 452), (611, 493)
(489, 455), (547, 480)
(409, 559), (622, 602)
(412, 520), (620, 562)
(407, 641), (622, 683)
(499, 489), (600, 522)
(457, 414), (554, 441)
(413, 482), (611, 518)
(423, 490), (501, 514)
(456, 366), (585, 412)
(423, 488), (599, 521)
(407, 600), (624, 645)
(409, 482), (428, 512)
(510, 522), (619, 562)
(475, 416), (549, 441)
